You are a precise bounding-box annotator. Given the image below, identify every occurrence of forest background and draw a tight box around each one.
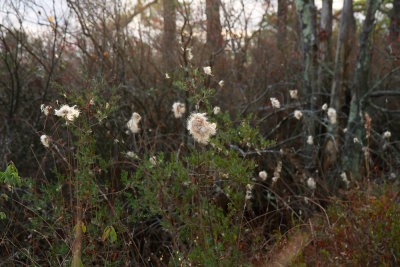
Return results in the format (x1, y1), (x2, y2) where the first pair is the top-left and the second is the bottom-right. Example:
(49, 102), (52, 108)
(0, 0), (399, 266)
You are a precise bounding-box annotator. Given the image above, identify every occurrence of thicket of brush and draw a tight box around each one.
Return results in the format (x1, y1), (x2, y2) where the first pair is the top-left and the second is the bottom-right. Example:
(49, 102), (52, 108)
(1, 0), (399, 265)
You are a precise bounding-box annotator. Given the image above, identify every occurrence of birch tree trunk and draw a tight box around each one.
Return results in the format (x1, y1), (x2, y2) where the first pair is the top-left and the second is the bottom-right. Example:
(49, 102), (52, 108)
(295, 0), (318, 169)
(342, 0), (382, 180)
(317, 0), (332, 91)
(323, 0), (355, 175)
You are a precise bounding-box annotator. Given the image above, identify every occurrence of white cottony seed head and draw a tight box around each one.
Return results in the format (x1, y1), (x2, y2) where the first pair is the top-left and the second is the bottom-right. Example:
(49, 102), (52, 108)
(327, 107), (337, 124)
(127, 112), (141, 134)
(307, 135), (314, 145)
(203, 66), (212, 75)
(172, 102), (186, 118)
(40, 135), (50, 148)
(289, 90), (298, 99)
(383, 131), (391, 139)
(270, 97), (280, 109)
(259, 171), (267, 181)
(187, 113), (217, 144)
(307, 177), (316, 190)
(294, 110), (303, 120)
(54, 104), (80, 122)
(40, 104), (52, 116)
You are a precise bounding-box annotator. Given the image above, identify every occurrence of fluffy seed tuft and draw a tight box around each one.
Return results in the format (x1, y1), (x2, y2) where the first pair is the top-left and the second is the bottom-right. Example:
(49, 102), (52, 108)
(187, 113), (217, 144)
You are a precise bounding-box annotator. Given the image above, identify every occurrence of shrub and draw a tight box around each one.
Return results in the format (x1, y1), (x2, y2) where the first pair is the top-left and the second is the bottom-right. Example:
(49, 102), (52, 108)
(295, 182), (400, 266)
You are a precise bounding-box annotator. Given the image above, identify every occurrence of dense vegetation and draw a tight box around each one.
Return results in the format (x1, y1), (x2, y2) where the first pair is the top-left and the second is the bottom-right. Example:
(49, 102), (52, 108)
(0, 0), (399, 266)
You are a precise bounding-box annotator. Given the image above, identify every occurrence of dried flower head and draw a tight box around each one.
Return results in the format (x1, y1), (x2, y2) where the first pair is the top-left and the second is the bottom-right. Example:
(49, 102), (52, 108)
(341, 172), (350, 187)
(273, 160), (282, 180)
(307, 135), (314, 145)
(327, 107), (337, 124)
(40, 135), (50, 148)
(270, 97), (280, 109)
(383, 131), (391, 139)
(259, 171), (267, 181)
(127, 112), (141, 134)
(203, 66), (212, 76)
(289, 90), (298, 99)
(172, 102), (186, 118)
(343, 128), (347, 133)
(165, 73), (170, 79)
(54, 104), (80, 122)
(245, 184), (253, 200)
(353, 137), (360, 144)
(294, 110), (303, 120)
(126, 151), (137, 159)
(40, 104), (52, 116)
(213, 106), (221, 115)
(187, 48), (193, 60)
(187, 113), (217, 144)
(218, 80), (224, 87)
(322, 103), (328, 111)
(150, 156), (157, 166)
(307, 177), (316, 190)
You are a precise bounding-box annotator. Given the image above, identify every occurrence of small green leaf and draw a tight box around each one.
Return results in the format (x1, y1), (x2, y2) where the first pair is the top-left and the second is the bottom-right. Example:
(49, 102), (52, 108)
(102, 226), (111, 242)
(102, 225), (117, 243)
(0, 212), (6, 220)
(73, 222), (86, 234)
(110, 226), (117, 243)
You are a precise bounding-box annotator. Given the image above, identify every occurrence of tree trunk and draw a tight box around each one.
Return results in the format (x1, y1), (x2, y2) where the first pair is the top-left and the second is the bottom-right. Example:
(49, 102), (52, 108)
(330, 0), (355, 113)
(277, 0), (288, 49)
(206, 0), (223, 54)
(323, 0), (355, 176)
(317, 0), (332, 92)
(342, 0), (382, 180)
(163, 0), (177, 70)
(295, 0), (318, 170)
(389, 0), (400, 58)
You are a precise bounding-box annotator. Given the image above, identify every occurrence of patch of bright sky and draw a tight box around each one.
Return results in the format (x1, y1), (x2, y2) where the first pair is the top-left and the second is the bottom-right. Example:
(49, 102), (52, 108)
(315, 0), (343, 10)
(0, 0), (70, 37)
(1, 0), (345, 39)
